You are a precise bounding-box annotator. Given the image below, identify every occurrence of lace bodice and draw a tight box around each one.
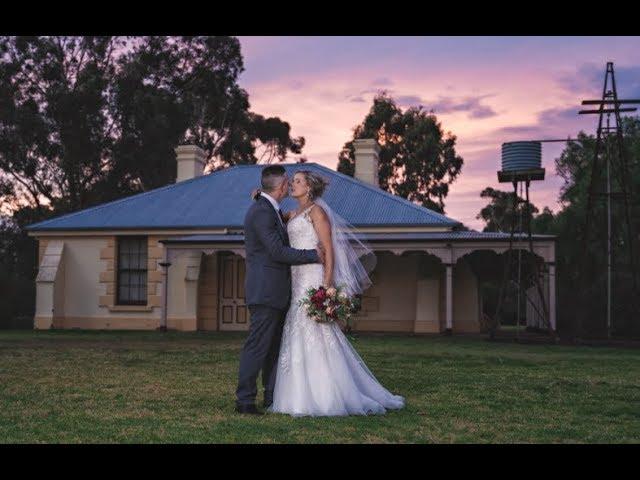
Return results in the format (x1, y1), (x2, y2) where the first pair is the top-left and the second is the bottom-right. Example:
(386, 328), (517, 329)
(287, 205), (324, 302)
(287, 205), (318, 249)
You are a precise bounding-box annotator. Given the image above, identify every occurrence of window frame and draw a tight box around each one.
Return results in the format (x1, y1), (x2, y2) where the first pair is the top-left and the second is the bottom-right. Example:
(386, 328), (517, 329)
(115, 236), (149, 306)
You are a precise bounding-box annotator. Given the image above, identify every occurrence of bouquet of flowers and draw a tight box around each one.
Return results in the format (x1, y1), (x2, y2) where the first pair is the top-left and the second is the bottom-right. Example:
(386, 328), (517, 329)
(298, 285), (361, 331)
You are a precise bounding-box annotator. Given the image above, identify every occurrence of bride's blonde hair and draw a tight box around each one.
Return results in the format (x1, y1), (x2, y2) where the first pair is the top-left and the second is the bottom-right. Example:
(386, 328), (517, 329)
(298, 170), (329, 200)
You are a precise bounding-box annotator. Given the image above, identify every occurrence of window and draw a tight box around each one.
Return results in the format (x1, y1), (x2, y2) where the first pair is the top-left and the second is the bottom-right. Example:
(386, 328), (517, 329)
(116, 236), (148, 305)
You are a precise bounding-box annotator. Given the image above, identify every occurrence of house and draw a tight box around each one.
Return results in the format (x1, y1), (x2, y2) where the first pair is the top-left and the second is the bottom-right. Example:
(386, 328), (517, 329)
(26, 140), (557, 334)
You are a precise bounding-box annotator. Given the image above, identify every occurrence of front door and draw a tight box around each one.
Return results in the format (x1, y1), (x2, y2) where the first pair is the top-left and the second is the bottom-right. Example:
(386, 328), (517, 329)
(218, 253), (249, 331)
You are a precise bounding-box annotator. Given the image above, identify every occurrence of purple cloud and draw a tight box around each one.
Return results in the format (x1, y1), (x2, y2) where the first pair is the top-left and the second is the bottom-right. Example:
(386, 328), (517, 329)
(348, 89), (498, 119)
(469, 105), (498, 119)
(557, 63), (640, 99)
(539, 106), (584, 125)
(491, 105), (594, 142)
(346, 88), (498, 120)
(395, 95), (424, 106)
(395, 93), (499, 120)
(428, 94), (498, 119)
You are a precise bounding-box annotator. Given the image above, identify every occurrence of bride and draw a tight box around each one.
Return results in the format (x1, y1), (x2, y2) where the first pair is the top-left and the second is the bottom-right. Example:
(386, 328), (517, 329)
(268, 170), (405, 417)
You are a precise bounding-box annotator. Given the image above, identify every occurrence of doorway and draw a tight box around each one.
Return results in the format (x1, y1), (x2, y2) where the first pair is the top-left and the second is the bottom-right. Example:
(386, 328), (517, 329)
(218, 253), (249, 331)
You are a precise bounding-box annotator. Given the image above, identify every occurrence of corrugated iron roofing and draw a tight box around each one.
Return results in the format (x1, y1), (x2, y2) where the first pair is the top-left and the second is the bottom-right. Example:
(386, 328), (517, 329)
(161, 231), (556, 244)
(26, 163), (461, 231)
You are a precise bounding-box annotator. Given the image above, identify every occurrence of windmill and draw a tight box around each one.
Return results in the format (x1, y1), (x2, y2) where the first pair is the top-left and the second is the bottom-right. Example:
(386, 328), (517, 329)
(575, 62), (640, 338)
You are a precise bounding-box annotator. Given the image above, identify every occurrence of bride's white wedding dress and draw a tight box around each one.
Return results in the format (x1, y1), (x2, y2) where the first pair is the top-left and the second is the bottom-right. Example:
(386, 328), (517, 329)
(268, 205), (405, 417)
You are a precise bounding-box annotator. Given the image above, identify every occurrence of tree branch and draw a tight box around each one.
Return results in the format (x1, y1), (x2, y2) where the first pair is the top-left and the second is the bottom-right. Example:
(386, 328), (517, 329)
(8, 170), (42, 208)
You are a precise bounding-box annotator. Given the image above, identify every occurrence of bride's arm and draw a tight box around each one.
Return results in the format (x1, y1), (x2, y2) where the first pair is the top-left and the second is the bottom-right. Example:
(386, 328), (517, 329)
(309, 205), (334, 287)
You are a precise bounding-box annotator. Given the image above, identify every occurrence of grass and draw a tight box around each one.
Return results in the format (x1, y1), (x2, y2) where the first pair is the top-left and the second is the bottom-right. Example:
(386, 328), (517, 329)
(0, 330), (638, 443)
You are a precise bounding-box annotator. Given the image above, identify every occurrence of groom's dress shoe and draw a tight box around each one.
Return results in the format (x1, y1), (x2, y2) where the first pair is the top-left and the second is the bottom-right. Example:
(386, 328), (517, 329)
(235, 404), (264, 415)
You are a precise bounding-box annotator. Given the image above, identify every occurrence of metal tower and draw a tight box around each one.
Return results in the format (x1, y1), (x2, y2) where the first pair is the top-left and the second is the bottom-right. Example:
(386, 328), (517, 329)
(576, 61), (640, 338)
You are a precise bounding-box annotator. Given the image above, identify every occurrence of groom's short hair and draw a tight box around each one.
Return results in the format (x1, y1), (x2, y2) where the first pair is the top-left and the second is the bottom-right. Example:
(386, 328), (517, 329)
(261, 165), (287, 192)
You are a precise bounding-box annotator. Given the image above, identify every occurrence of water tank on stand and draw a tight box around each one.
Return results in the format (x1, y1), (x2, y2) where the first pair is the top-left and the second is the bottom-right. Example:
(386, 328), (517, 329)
(498, 141), (545, 182)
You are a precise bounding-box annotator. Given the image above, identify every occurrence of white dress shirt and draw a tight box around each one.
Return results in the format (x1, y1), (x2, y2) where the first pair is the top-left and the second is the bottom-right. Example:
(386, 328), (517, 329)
(261, 191), (284, 227)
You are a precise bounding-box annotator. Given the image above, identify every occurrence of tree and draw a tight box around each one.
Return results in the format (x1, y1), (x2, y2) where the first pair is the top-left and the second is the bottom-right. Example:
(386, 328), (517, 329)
(530, 206), (555, 234)
(476, 186), (539, 233)
(111, 36), (306, 194)
(0, 214), (36, 328)
(337, 92), (464, 214)
(0, 36), (122, 214)
(0, 36), (306, 218)
(549, 120), (640, 337)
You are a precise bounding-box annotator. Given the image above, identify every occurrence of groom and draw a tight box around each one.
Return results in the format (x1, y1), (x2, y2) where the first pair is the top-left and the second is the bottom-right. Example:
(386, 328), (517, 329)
(235, 165), (324, 415)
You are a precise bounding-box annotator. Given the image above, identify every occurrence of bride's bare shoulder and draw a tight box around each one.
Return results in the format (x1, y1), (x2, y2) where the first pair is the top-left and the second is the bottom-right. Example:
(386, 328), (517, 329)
(308, 203), (329, 224)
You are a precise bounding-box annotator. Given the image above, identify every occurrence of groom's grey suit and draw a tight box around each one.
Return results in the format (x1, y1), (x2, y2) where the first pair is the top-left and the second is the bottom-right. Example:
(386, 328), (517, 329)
(236, 193), (320, 408)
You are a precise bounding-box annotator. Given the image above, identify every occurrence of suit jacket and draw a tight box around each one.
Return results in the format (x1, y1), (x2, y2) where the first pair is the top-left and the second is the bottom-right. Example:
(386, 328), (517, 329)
(243, 194), (320, 310)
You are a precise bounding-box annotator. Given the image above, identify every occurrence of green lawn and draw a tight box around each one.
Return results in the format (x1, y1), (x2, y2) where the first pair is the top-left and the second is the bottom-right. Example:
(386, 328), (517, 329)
(0, 330), (638, 443)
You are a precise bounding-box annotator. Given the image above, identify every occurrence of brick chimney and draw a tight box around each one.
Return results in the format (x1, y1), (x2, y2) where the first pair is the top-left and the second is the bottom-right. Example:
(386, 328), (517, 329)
(353, 138), (380, 187)
(175, 145), (206, 183)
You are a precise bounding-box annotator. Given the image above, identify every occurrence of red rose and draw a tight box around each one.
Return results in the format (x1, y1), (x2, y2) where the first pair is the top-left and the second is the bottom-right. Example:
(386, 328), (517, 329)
(312, 288), (326, 303)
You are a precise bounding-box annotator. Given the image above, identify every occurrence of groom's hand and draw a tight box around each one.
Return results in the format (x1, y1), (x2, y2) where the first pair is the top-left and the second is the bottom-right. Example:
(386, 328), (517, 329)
(316, 243), (325, 264)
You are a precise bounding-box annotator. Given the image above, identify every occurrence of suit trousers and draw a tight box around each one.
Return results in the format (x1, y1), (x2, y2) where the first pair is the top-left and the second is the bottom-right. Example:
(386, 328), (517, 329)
(235, 304), (287, 407)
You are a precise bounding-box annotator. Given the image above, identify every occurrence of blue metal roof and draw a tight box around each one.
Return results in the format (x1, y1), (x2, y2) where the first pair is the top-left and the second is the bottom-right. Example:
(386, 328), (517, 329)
(26, 163), (462, 232)
(161, 231), (556, 244)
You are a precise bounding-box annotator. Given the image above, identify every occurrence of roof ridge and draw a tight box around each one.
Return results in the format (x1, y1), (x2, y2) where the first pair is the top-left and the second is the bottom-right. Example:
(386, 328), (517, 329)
(26, 167), (232, 230)
(304, 163), (460, 225)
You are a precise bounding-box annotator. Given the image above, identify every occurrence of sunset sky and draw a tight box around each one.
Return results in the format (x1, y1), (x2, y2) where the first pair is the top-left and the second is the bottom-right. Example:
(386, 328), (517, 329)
(236, 36), (640, 230)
